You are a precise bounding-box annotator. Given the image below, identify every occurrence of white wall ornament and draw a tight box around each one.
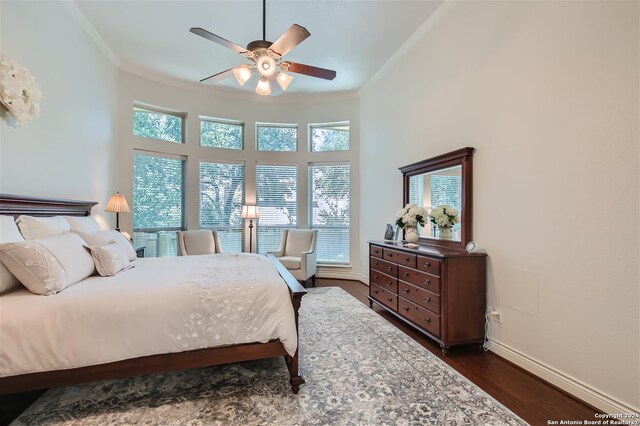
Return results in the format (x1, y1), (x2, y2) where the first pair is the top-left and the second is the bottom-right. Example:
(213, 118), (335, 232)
(0, 56), (42, 126)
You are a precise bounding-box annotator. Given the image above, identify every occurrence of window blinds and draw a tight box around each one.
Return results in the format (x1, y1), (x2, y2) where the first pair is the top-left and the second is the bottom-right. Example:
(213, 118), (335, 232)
(309, 164), (350, 264)
(133, 153), (185, 257)
(256, 164), (297, 254)
(199, 162), (245, 252)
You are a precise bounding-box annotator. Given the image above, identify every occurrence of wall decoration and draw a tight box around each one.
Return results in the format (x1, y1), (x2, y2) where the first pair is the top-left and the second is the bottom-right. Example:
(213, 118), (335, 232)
(0, 56), (42, 126)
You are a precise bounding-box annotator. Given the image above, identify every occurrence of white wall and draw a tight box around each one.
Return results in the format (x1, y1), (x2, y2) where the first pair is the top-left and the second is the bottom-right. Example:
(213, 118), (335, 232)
(116, 71), (360, 277)
(0, 1), (117, 223)
(360, 1), (639, 413)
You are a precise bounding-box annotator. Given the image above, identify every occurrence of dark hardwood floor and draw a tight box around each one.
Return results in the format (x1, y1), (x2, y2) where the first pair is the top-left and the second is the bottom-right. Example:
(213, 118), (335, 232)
(0, 278), (600, 426)
(316, 278), (601, 426)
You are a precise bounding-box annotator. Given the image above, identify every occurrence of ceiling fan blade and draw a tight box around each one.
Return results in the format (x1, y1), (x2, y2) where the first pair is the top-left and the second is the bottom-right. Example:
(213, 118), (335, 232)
(268, 24), (310, 57)
(287, 62), (337, 80)
(200, 68), (236, 84)
(190, 27), (246, 54)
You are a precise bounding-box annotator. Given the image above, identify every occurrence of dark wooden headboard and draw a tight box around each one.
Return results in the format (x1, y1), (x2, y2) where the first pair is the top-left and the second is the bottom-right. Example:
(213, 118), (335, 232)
(0, 194), (97, 218)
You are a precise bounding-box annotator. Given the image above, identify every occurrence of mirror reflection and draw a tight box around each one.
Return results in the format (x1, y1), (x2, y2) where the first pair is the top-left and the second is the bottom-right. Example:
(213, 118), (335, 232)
(408, 165), (462, 241)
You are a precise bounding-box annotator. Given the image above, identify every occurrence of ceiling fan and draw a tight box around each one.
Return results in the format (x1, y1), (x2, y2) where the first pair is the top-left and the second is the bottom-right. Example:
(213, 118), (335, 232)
(190, 0), (337, 96)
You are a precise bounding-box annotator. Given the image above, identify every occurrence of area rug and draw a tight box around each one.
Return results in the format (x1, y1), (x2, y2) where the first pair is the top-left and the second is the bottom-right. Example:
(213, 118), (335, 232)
(13, 287), (526, 425)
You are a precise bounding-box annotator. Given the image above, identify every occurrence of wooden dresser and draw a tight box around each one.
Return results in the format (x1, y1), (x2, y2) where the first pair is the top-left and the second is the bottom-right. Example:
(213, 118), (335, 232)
(368, 241), (487, 354)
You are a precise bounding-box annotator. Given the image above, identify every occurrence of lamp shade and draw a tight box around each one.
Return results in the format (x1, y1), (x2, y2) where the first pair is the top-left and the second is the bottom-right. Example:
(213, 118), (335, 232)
(255, 77), (271, 96)
(105, 192), (130, 213)
(241, 205), (259, 219)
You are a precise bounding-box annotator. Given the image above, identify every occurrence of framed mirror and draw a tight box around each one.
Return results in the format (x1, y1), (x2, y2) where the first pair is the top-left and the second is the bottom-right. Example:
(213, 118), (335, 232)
(399, 147), (474, 248)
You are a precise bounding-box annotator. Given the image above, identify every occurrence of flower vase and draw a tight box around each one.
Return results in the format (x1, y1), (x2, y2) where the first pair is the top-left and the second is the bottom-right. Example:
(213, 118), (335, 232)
(405, 226), (420, 243)
(439, 227), (453, 240)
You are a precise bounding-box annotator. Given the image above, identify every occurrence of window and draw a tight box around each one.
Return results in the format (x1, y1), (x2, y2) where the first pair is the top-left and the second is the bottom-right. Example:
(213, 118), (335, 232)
(199, 162), (245, 252)
(409, 175), (424, 206)
(133, 106), (184, 143)
(133, 153), (185, 257)
(309, 164), (350, 264)
(200, 118), (243, 150)
(256, 165), (297, 254)
(310, 123), (350, 152)
(257, 124), (297, 152)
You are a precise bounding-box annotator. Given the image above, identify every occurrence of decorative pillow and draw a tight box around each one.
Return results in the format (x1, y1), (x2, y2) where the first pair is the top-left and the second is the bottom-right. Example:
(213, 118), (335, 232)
(85, 242), (132, 277)
(16, 215), (70, 240)
(75, 230), (136, 261)
(64, 215), (103, 233)
(0, 216), (24, 294)
(0, 233), (95, 295)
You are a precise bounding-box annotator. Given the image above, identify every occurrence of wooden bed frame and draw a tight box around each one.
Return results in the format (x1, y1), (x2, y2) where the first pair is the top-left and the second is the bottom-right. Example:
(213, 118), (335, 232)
(0, 193), (307, 394)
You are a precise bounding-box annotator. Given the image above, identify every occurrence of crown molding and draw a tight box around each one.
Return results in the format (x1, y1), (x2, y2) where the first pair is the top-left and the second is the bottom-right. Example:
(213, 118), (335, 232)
(60, 0), (121, 67)
(119, 61), (360, 104)
(357, 1), (458, 97)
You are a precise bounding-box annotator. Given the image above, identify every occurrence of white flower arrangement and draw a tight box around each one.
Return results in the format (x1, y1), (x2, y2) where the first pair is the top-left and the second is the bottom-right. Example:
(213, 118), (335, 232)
(429, 204), (459, 229)
(0, 56), (42, 126)
(395, 203), (428, 229)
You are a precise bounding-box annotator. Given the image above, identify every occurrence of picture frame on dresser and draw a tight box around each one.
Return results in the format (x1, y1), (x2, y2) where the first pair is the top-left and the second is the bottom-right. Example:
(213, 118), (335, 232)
(368, 148), (487, 355)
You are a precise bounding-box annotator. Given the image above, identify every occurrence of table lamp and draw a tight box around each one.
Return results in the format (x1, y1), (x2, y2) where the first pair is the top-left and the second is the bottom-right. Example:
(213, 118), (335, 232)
(105, 192), (130, 231)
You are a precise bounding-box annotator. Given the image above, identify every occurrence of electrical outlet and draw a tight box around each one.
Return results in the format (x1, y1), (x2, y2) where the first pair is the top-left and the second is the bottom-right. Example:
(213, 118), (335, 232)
(488, 310), (502, 323)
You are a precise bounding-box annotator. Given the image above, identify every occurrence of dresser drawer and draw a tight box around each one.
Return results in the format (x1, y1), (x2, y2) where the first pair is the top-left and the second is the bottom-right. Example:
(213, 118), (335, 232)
(370, 257), (398, 277)
(370, 283), (398, 312)
(398, 266), (441, 294)
(370, 269), (398, 293)
(383, 248), (417, 268)
(417, 255), (441, 276)
(398, 298), (440, 337)
(370, 245), (383, 258)
(398, 281), (440, 314)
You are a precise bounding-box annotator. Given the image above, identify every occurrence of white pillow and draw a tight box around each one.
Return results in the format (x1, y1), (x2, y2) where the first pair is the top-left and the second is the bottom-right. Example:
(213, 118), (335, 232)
(0, 233), (95, 295)
(85, 242), (132, 277)
(76, 230), (136, 261)
(64, 216), (103, 233)
(16, 215), (71, 240)
(0, 216), (24, 294)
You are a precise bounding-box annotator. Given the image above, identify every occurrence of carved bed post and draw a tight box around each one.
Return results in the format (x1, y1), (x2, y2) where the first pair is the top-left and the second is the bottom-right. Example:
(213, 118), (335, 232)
(266, 253), (307, 394)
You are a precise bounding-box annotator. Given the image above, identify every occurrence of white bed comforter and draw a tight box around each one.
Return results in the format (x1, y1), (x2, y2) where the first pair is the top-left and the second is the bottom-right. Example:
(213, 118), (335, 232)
(0, 253), (297, 377)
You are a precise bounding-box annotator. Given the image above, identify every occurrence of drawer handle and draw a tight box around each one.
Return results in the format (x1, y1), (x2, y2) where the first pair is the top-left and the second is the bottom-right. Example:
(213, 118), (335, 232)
(387, 267), (393, 272)
(373, 261), (378, 266)
(387, 280), (392, 285)
(403, 272), (409, 277)
(403, 307), (410, 312)
(403, 288), (410, 293)
(403, 257), (410, 262)
(424, 262), (431, 267)
(424, 279), (430, 285)
(387, 253), (393, 257)
(374, 275), (379, 279)
(425, 297), (431, 303)
(424, 318), (432, 324)
(373, 289), (379, 294)
(387, 297), (393, 302)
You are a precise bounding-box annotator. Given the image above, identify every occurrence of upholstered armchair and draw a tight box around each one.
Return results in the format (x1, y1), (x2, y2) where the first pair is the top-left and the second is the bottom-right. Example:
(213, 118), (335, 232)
(269, 229), (318, 287)
(177, 230), (224, 256)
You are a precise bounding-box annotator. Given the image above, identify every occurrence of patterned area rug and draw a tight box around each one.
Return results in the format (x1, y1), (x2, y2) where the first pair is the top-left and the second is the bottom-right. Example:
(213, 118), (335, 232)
(13, 287), (526, 425)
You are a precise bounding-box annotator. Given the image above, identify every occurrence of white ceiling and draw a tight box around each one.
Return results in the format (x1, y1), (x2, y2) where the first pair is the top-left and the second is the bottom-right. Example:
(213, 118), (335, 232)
(73, 1), (443, 95)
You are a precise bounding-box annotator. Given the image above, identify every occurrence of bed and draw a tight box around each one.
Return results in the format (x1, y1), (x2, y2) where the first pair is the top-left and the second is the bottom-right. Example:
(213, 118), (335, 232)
(0, 193), (306, 394)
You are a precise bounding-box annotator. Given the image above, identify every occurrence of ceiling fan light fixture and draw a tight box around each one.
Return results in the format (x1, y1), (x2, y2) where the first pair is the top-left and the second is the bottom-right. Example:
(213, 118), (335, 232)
(277, 71), (294, 91)
(256, 54), (276, 77)
(255, 76), (272, 96)
(232, 65), (252, 86)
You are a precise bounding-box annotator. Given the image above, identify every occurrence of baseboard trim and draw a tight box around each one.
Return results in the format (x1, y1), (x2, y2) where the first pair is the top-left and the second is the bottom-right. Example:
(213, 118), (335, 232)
(487, 338), (639, 414)
(316, 270), (362, 281)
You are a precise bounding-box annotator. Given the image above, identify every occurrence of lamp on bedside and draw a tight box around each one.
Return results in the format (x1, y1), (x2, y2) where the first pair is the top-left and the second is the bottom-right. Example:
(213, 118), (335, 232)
(105, 192), (130, 231)
(241, 205), (259, 253)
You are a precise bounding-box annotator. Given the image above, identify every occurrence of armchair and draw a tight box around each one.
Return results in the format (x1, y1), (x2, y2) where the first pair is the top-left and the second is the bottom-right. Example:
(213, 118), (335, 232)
(177, 230), (224, 256)
(269, 229), (318, 287)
